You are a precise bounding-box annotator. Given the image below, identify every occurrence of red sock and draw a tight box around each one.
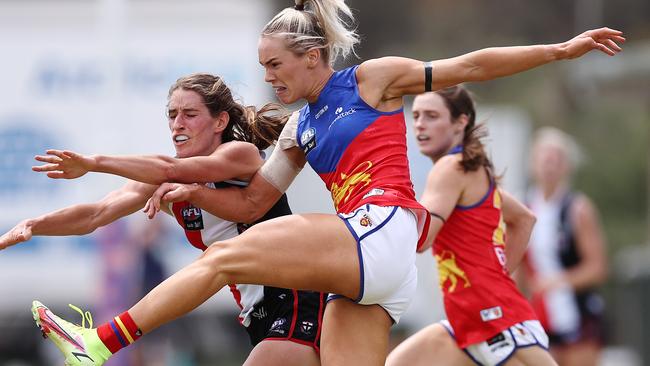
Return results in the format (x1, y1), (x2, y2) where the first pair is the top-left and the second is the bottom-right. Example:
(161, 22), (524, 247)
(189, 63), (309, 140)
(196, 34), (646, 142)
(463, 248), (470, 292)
(96, 311), (142, 354)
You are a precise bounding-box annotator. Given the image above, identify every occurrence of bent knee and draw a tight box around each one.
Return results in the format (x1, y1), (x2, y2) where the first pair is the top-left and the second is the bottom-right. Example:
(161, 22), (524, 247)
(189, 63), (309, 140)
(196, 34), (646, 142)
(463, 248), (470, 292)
(198, 241), (242, 283)
(426, 324), (456, 350)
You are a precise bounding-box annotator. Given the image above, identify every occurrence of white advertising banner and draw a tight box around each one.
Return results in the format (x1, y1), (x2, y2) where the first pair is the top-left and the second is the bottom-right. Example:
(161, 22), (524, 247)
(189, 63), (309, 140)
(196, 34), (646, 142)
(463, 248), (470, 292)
(0, 0), (270, 311)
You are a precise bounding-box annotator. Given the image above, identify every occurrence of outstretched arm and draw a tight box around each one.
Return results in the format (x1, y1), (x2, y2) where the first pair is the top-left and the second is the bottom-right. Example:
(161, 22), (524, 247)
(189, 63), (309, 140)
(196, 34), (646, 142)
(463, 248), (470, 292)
(0, 181), (155, 250)
(145, 111), (306, 223)
(500, 190), (536, 274)
(32, 141), (263, 185)
(357, 27), (624, 106)
(144, 146), (306, 224)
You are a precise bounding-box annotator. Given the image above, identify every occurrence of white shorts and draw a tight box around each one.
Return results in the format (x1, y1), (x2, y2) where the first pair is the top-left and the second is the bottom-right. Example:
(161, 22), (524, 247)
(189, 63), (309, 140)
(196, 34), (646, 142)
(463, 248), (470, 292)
(441, 319), (550, 366)
(328, 205), (418, 324)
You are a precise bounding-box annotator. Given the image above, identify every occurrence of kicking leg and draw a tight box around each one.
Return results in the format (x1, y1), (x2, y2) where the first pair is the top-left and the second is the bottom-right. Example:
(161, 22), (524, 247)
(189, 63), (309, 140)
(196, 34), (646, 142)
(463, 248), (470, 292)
(130, 213), (360, 332)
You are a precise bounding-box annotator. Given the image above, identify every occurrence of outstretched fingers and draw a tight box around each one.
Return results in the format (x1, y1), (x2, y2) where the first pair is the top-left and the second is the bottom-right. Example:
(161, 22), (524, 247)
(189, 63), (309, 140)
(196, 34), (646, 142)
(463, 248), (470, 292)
(594, 35), (624, 56)
(33, 150), (66, 173)
(591, 28), (625, 55)
(34, 154), (63, 164)
(31, 149), (90, 179)
(32, 163), (62, 173)
(33, 151), (65, 172)
(593, 27), (623, 36)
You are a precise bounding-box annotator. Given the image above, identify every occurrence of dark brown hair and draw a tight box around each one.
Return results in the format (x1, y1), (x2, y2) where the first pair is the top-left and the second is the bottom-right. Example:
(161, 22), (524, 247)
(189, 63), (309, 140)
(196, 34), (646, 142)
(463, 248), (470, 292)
(435, 85), (493, 173)
(168, 73), (288, 150)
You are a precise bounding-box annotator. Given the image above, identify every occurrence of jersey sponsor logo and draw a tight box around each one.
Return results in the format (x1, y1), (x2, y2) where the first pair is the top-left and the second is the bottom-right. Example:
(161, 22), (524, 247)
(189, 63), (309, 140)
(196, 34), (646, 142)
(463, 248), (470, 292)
(300, 127), (316, 155)
(330, 161), (372, 211)
(494, 247), (507, 269)
(480, 306), (503, 322)
(300, 321), (314, 335)
(269, 318), (287, 335)
(315, 104), (329, 119)
(181, 204), (204, 230)
(252, 306), (267, 320)
(486, 332), (506, 346)
(328, 107), (356, 129)
(435, 250), (471, 293)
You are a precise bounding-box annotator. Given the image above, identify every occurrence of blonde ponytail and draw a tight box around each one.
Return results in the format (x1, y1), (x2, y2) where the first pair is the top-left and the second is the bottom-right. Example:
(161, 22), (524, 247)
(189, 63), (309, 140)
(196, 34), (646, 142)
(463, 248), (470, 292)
(262, 0), (360, 65)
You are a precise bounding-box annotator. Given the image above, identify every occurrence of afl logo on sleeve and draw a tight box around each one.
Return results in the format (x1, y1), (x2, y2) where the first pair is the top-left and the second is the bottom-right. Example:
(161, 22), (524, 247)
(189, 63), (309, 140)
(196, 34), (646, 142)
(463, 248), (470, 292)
(181, 204), (204, 230)
(301, 127), (317, 155)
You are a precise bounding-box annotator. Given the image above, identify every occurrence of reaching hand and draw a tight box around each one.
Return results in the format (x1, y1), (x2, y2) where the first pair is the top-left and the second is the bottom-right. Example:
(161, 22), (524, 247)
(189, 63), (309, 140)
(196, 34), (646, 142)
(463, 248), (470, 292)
(563, 27), (625, 59)
(0, 220), (33, 250)
(143, 183), (197, 219)
(32, 150), (96, 179)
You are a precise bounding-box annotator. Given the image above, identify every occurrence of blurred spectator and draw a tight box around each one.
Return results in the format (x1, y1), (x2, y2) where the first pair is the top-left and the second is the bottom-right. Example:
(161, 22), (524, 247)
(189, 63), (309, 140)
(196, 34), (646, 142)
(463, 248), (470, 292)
(96, 216), (173, 366)
(521, 127), (608, 366)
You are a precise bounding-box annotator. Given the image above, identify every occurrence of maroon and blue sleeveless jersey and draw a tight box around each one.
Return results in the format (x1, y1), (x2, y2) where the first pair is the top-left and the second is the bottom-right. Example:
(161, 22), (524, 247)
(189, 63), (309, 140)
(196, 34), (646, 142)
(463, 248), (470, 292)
(295, 66), (427, 225)
(434, 185), (537, 348)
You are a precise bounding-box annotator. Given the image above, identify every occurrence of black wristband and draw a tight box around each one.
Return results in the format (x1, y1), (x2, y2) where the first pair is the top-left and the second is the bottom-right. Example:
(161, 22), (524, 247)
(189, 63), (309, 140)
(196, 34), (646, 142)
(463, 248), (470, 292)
(424, 61), (433, 92)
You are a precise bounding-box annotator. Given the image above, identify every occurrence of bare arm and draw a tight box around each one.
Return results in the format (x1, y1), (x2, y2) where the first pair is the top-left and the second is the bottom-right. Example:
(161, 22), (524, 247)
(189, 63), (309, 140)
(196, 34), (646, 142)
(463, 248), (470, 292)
(500, 190), (536, 274)
(418, 156), (465, 252)
(563, 194), (608, 290)
(356, 28), (624, 109)
(0, 181), (155, 250)
(32, 141), (263, 185)
(145, 146), (306, 224)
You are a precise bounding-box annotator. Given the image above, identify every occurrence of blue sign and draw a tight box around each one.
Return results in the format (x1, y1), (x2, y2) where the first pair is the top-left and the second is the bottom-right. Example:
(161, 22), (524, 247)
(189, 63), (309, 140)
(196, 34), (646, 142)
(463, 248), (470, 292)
(0, 117), (61, 195)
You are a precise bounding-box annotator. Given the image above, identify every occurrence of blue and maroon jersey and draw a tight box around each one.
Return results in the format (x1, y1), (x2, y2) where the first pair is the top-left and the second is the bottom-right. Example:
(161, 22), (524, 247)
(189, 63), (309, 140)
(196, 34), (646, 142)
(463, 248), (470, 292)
(295, 66), (427, 237)
(434, 185), (538, 348)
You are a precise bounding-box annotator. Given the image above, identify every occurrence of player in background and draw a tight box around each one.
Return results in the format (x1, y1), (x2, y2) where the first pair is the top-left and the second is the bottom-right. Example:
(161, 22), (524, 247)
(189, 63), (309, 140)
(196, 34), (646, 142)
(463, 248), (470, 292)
(521, 127), (607, 366)
(386, 86), (555, 366)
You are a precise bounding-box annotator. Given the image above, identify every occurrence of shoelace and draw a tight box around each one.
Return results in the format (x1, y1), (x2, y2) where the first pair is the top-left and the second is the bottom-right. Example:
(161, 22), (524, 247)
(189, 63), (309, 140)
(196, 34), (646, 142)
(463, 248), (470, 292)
(68, 304), (93, 329)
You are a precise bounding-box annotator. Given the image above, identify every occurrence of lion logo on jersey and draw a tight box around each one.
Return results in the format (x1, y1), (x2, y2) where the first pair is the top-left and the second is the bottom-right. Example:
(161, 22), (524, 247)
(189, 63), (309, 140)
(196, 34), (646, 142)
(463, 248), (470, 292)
(435, 250), (471, 293)
(330, 161), (372, 210)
